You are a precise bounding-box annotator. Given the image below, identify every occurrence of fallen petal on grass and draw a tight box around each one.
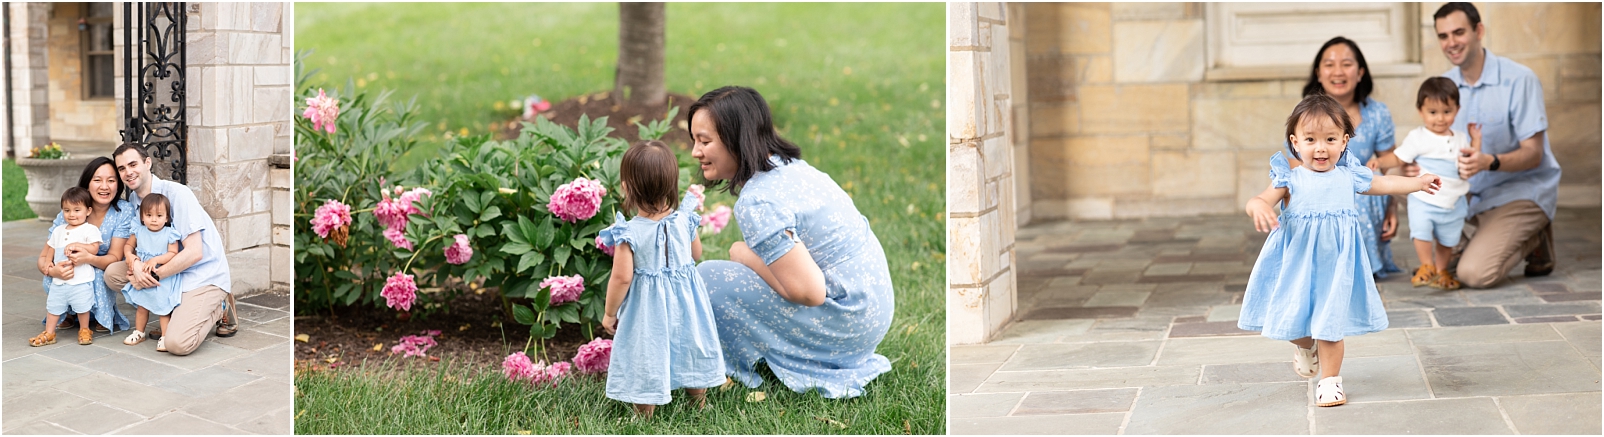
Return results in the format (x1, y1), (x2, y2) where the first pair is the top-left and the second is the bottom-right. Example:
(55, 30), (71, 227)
(745, 391), (766, 403)
(719, 377), (736, 391)
(295, 334), (310, 343)
(814, 416), (847, 429)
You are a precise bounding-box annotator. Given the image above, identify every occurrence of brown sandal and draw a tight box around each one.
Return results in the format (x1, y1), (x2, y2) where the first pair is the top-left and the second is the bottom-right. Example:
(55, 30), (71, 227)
(1411, 265), (1437, 287)
(28, 331), (56, 347)
(77, 328), (93, 345)
(1433, 270), (1461, 290)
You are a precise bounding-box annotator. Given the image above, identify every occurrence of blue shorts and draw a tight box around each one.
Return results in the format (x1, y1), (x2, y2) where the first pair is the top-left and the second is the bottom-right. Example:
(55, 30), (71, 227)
(1408, 196), (1467, 247)
(46, 281), (94, 316)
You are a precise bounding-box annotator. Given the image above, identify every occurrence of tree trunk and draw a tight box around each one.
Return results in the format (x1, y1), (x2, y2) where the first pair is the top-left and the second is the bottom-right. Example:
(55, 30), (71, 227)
(615, 3), (665, 105)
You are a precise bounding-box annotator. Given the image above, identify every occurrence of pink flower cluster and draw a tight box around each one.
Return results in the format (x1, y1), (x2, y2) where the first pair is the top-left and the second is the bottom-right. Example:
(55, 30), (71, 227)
(311, 199), (352, 238)
(572, 337), (613, 374)
(391, 331), (440, 358)
(701, 205), (732, 234)
(688, 184), (707, 211)
(540, 274), (585, 305)
(520, 95), (552, 120)
(595, 236), (614, 256)
(381, 272), (417, 311)
(302, 89), (340, 134)
(444, 234), (472, 264)
(374, 186), (432, 250)
(548, 177), (606, 222)
(502, 352), (573, 387)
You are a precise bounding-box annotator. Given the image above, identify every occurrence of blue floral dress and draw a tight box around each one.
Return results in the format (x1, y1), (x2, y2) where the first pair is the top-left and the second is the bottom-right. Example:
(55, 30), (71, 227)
(697, 156), (894, 399)
(1346, 98), (1402, 277)
(597, 191), (726, 405)
(122, 225), (185, 316)
(1238, 152), (1388, 341)
(43, 200), (135, 332)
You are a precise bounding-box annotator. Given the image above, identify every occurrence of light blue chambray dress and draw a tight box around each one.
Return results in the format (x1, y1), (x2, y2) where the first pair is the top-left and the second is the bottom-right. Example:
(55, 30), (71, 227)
(1239, 152), (1389, 342)
(122, 225), (185, 316)
(697, 156), (894, 399)
(597, 191), (726, 405)
(1347, 98), (1403, 277)
(43, 200), (135, 332)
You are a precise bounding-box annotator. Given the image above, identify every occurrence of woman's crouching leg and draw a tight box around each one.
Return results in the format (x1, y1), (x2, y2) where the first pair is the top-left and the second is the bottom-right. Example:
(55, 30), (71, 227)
(164, 285), (227, 356)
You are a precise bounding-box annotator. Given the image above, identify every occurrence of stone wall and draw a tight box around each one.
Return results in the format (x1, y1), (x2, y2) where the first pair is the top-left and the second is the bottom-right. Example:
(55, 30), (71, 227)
(1024, 2), (1602, 220)
(949, 2), (1020, 345)
(44, 3), (117, 146)
(6, 3), (50, 157)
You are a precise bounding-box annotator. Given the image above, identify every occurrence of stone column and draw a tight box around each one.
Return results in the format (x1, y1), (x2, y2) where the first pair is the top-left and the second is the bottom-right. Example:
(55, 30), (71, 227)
(949, 2), (1019, 345)
(7, 3), (51, 157)
(184, 2), (292, 295)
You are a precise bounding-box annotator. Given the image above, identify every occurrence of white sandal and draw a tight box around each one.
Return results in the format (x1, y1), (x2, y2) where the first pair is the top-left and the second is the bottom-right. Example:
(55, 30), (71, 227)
(1315, 376), (1346, 407)
(155, 338), (167, 353)
(123, 330), (147, 346)
(1293, 345), (1319, 378)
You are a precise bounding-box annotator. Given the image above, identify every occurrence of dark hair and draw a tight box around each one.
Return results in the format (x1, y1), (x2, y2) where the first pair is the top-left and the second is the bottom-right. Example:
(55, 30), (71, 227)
(1433, 2), (1482, 28)
(1284, 94), (1355, 160)
(685, 86), (802, 193)
(1301, 36), (1374, 106)
(619, 140), (680, 216)
(138, 193), (173, 228)
(113, 142), (150, 160)
(61, 187), (93, 210)
(77, 157), (125, 211)
(1416, 77), (1461, 108)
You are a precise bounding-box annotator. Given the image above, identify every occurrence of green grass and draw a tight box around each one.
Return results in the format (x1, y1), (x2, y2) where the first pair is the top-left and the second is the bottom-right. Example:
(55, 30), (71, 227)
(294, 3), (944, 434)
(3, 159), (38, 221)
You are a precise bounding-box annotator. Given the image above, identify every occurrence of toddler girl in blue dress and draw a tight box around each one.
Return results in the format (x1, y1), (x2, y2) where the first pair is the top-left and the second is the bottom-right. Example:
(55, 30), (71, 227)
(597, 140), (726, 417)
(1240, 95), (1441, 407)
(120, 193), (184, 351)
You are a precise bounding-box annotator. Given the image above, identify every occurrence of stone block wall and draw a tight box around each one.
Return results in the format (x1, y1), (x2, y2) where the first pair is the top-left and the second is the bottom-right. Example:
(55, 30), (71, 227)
(6, 3), (50, 157)
(1023, 2), (1601, 220)
(950, 2), (1020, 345)
(44, 3), (117, 145)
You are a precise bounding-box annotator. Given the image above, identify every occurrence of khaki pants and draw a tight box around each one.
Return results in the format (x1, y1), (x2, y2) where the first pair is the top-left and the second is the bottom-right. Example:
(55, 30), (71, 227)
(103, 261), (225, 356)
(1456, 200), (1548, 288)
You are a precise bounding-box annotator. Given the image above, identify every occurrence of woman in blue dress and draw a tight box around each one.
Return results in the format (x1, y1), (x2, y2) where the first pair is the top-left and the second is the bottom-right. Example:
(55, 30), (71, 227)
(1288, 36), (1404, 277)
(690, 86), (894, 399)
(37, 157), (134, 334)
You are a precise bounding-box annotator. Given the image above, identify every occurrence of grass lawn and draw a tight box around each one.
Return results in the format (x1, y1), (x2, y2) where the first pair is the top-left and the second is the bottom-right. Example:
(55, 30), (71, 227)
(3, 159), (38, 222)
(294, 3), (945, 434)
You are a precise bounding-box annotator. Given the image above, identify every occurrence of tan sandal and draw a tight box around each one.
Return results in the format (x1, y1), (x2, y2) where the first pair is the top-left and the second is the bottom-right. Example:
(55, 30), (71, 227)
(77, 328), (93, 345)
(1433, 270), (1462, 290)
(29, 331), (56, 347)
(1411, 265), (1437, 287)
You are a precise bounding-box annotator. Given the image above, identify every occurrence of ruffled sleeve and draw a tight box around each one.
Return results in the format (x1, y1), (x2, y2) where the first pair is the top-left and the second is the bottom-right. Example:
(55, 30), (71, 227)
(736, 195), (799, 265)
(677, 190), (703, 232)
(596, 212), (632, 249)
(1268, 151), (1293, 189)
(1342, 152), (1375, 194)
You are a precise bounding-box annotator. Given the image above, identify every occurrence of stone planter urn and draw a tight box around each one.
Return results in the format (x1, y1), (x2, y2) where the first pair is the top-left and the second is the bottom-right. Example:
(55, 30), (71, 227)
(16, 157), (95, 220)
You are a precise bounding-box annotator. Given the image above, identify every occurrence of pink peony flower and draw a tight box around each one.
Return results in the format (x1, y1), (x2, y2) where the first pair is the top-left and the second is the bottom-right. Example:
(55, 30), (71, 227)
(701, 205), (732, 234)
(540, 274), (585, 305)
(503, 352), (537, 381)
(383, 227), (414, 251)
(302, 89), (340, 134)
(544, 361), (572, 384)
(390, 334), (437, 358)
(547, 177), (606, 222)
(311, 199), (352, 239)
(374, 186), (433, 230)
(573, 338), (613, 374)
(381, 272), (417, 311)
(522, 95), (552, 119)
(595, 235), (614, 256)
(444, 234), (472, 264)
(687, 184), (707, 211)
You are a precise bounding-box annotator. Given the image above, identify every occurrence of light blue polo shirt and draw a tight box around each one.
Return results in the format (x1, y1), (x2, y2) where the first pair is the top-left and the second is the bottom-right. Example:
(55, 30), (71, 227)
(128, 175), (232, 294)
(1443, 48), (1563, 220)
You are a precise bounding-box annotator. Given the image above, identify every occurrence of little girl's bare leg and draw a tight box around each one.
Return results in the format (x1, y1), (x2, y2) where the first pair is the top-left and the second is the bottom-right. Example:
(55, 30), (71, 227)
(1316, 339), (1344, 378)
(1290, 337), (1315, 349)
(134, 307), (150, 333)
(158, 315), (171, 338)
(686, 388), (708, 409)
(633, 403), (655, 418)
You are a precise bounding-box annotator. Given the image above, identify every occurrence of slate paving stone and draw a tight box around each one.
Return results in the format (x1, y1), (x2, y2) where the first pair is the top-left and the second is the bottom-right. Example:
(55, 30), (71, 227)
(80, 353), (190, 386)
(951, 363), (1002, 394)
(2, 355), (94, 395)
(53, 373), (190, 418)
(1126, 382), (1309, 434)
(1465, 289), (1544, 305)
(238, 292), (289, 309)
(1339, 355), (1432, 402)
(1000, 341), (1162, 371)
(1431, 306), (1509, 326)
(1167, 320), (1256, 338)
(1082, 290), (1150, 307)
(233, 408), (294, 435)
(1055, 330), (1166, 343)
(1199, 362), (1305, 385)
(1312, 397), (1512, 434)
(43, 402), (146, 434)
(1582, 314), (1602, 321)
(1387, 295), (1473, 309)
(1406, 323), (1563, 345)
(1090, 316), (1171, 332)
(978, 366), (1202, 392)
(1498, 392), (1603, 435)
(1204, 304), (1241, 322)
(155, 365), (262, 398)
(1529, 282), (1572, 294)
(114, 412), (239, 435)
(1345, 328), (1415, 358)
(1552, 321), (1602, 368)
(1384, 309), (1434, 329)
(1514, 315), (1580, 323)
(952, 344), (1022, 365)
(1014, 388), (1138, 415)
(1539, 291), (1603, 302)
(1418, 341), (1600, 397)
(951, 413), (1126, 435)
(0, 388), (95, 430)
(178, 379), (294, 427)
(3, 421), (76, 435)
(1505, 302), (1603, 318)
(1079, 271), (1141, 285)
(1157, 336), (1290, 366)
(1024, 306), (1138, 320)
(948, 393), (1025, 419)
(991, 319), (1095, 345)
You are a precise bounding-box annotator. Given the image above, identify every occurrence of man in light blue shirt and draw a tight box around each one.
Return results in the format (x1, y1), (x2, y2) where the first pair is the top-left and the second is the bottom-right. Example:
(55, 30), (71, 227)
(105, 143), (234, 355)
(1429, 3), (1562, 288)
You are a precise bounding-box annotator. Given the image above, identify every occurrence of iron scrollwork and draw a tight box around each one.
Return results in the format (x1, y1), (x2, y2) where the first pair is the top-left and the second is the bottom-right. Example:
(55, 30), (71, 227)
(120, 2), (187, 184)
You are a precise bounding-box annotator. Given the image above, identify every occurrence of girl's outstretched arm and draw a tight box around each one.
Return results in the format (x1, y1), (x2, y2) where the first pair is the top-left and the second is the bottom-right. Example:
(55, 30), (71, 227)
(602, 242), (634, 335)
(145, 242), (181, 269)
(1364, 174), (1441, 196)
(1245, 182), (1289, 233)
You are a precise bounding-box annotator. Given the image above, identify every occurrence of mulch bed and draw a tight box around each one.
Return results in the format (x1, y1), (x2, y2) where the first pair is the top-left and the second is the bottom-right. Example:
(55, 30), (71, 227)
(496, 90), (697, 150)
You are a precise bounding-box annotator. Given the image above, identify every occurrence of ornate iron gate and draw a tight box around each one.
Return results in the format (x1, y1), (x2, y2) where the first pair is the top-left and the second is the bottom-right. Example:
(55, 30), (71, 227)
(120, 2), (187, 184)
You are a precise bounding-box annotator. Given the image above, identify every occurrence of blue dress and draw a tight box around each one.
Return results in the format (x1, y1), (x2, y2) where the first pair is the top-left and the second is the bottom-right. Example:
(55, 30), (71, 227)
(697, 156), (894, 399)
(43, 200), (135, 332)
(1238, 152), (1389, 342)
(1346, 98), (1403, 277)
(122, 225), (185, 316)
(596, 191), (726, 405)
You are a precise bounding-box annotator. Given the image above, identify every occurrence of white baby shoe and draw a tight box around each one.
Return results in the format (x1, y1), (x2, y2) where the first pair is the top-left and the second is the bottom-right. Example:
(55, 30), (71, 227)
(1293, 345), (1319, 378)
(1315, 376), (1346, 407)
